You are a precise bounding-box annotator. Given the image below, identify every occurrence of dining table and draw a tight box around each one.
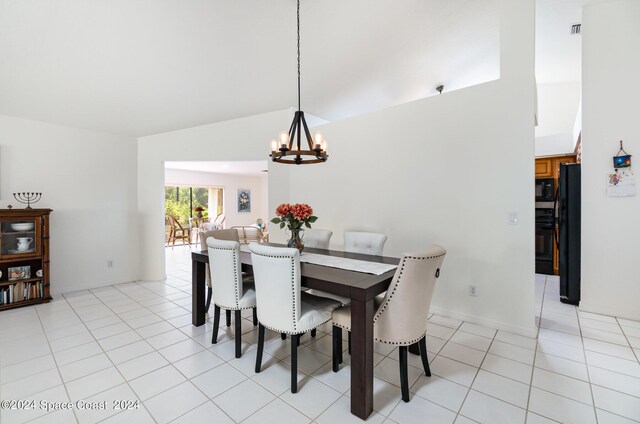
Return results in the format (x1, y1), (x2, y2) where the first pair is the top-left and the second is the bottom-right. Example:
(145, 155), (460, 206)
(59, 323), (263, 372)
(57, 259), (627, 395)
(191, 243), (404, 420)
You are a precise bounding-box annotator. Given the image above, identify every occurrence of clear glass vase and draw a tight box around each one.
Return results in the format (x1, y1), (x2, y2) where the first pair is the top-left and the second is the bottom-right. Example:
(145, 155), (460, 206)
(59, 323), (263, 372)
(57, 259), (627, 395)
(286, 228), (305, 252)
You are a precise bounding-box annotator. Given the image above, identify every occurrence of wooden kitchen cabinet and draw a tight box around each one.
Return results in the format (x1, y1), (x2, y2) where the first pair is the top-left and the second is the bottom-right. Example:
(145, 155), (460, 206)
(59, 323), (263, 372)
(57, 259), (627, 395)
(535, 158), (553, 177)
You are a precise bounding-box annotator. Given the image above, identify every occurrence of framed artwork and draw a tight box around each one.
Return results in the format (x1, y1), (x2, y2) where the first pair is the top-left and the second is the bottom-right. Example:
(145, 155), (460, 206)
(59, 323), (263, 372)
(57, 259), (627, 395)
(613, 154), (631, 169)
(8, 265), (30, 281)
(237, 189), (251, 213)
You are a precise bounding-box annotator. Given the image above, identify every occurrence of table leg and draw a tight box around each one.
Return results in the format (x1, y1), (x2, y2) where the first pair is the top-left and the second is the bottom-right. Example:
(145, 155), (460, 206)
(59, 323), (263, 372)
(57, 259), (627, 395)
(192, 260), (206, 326)
(350, 297), (375, 420)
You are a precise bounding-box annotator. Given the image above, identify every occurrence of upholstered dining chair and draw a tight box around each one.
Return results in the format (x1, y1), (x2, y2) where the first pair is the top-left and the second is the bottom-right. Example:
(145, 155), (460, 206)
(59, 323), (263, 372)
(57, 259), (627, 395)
(250, 244), (342, 393)
(206, 237), (258, 358)
(199, 229), (241, 317)
(344, 231), (388, 255)
(331, 245), (446, 402)
(302, 229), (333, 249)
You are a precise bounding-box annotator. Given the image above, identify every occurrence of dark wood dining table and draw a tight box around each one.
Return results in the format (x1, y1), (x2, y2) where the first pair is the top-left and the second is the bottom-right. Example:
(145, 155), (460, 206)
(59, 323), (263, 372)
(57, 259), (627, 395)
(191, 244), (399, 420)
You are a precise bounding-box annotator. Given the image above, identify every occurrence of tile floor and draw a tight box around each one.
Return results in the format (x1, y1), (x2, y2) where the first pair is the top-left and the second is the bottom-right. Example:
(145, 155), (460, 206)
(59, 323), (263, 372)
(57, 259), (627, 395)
(1, 245), (639, 423)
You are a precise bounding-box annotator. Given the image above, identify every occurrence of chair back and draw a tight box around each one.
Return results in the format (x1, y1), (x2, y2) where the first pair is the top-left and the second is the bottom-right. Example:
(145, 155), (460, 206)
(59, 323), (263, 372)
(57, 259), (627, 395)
(206, 237), (244, 310)
(303, 229), (333, 249)
(344, 231), (387, 255)
(167, 215), (183, 230)
(249, 244), (301, 333)
(199, 229), (239, 251)
(243, 226), (261, 243)
(213, 213), (226, 229)
(373, 245), (446, 345)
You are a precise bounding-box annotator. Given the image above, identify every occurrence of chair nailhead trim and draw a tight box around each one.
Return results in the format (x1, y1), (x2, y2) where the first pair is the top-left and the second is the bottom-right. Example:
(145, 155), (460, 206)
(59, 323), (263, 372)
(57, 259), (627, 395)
(210, 245), (242, 309)
(252, 251), (299, 333)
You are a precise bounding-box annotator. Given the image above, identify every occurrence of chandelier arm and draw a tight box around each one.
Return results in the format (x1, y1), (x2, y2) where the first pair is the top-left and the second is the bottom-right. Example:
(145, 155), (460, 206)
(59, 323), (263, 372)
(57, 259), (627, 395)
(297, 113), (303, 151)
(300, 114), (315, 151)
(287, 115), (297, 150)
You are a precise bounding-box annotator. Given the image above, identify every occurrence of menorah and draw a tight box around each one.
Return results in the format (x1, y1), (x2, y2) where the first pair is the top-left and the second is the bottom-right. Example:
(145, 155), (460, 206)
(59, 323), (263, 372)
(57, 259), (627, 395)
(13, 192), (42, 209)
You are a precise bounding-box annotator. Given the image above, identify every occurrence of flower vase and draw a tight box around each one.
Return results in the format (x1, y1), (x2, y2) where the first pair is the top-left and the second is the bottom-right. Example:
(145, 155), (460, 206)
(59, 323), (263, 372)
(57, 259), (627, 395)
(287, 228), (304, 252)
(196, 211), (203, 219)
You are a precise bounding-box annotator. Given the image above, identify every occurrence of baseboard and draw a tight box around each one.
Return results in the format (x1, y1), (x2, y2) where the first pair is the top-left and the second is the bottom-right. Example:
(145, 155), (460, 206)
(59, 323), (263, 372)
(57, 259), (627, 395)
(578, 302), (640, 322)
(429, 306), (539, 339)
(53, 279), (138, 296)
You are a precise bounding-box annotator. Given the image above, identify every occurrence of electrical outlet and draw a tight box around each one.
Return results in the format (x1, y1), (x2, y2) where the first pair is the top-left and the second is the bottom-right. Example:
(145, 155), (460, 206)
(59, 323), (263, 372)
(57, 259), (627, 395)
(469, 285), (478, 297)
(107, 260), (114, 268)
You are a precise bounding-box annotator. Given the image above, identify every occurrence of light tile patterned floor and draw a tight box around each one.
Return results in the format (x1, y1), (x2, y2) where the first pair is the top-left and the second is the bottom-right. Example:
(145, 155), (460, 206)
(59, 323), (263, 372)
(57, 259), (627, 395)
(0, 245), (639, 423)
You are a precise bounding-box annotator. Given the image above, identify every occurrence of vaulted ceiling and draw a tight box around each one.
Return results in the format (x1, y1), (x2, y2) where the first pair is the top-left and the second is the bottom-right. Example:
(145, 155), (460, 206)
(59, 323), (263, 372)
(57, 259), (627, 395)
(0, 0), (582, 137)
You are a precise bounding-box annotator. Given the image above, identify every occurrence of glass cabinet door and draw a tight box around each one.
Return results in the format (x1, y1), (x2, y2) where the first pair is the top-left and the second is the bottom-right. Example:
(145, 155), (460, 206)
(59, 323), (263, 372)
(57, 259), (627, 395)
(0, 217), (42, 258)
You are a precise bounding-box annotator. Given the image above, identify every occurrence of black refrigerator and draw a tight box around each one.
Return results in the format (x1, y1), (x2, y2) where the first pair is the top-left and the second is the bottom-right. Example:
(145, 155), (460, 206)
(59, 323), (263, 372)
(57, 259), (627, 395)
(556, 163), (581, 305)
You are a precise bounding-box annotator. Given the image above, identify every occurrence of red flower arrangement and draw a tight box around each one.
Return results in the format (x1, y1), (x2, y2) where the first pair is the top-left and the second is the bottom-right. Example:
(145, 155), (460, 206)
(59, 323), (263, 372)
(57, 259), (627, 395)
(271, 203), (317, 230)
(194, 206), (205, 212)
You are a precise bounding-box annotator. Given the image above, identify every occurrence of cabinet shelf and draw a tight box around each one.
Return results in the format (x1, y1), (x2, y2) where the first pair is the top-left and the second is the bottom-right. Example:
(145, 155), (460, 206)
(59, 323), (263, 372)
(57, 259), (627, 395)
(0, 278), (42, 287)
(0, 255), (42, 264)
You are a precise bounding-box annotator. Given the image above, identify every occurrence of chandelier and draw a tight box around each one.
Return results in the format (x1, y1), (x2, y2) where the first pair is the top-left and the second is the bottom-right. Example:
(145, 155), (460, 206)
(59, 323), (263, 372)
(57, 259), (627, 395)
(270, 0), (328, 165)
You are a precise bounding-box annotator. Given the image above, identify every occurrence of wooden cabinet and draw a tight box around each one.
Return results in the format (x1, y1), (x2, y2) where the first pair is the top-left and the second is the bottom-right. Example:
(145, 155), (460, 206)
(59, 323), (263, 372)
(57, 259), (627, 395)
(0, 209), (52, 310)
(535, 155), (576, 275)
(535, 158), (553, 177)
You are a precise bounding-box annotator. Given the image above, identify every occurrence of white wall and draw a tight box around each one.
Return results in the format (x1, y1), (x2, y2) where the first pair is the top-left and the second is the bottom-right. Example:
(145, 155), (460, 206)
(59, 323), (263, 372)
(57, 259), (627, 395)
(535, 82), (580, 156)
(164, 168), (268, 228)
(0, 115), (138, 294)
(581, 0), (640, 320)
(280, 0), (537, 336)
(138, 110), (290, 281)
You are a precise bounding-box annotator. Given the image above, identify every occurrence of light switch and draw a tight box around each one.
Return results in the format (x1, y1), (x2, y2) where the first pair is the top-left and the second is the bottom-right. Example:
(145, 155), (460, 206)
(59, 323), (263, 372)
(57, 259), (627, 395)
(508, 212), (518, 225)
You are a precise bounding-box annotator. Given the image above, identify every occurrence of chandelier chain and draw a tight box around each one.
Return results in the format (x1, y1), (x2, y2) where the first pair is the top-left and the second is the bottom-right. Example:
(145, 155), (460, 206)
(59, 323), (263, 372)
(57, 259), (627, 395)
(297, 0), (301, 112)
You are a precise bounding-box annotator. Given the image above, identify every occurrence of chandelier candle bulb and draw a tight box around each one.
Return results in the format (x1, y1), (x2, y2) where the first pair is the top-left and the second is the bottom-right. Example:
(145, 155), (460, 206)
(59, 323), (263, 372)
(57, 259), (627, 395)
(279, 131), (289, 148)
(314, 133), (323, 149)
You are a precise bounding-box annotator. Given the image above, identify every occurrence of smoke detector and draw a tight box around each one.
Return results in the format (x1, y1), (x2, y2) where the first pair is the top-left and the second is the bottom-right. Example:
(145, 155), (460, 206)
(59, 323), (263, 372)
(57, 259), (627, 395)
(571, 24), (581, 35)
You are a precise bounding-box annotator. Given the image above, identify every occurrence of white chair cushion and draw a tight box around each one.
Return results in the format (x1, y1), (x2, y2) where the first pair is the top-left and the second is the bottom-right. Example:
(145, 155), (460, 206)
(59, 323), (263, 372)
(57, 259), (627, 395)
(237, 280), (257, 310)
(296, 292), (341, 333)
(305, 289), (350, 305)
(331, 294), (385, 331)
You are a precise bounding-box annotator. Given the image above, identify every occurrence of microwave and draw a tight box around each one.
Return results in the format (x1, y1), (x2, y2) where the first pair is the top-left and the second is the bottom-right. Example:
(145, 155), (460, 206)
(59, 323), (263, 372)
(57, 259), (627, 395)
(535, 178), (555, 202)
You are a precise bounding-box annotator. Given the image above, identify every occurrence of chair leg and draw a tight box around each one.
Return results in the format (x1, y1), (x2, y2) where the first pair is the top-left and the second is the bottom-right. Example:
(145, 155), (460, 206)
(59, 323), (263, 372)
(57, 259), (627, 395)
(418, 336), (431, 377)
(253, 307), (258, 326)
(235, 310), (242, 358)
(332, 326), (342, 372)
(399, 346), (410, 402)
(211, 306), (220, 344)
(348, 331), (352, 354)
(290, 334), (299, 393)
(281, 333), (287, 340)
(255, 324), (265, 373)
(311, 329), (316, 338)
(226, 309), (231, 327)
(205, 287), (212, 313)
